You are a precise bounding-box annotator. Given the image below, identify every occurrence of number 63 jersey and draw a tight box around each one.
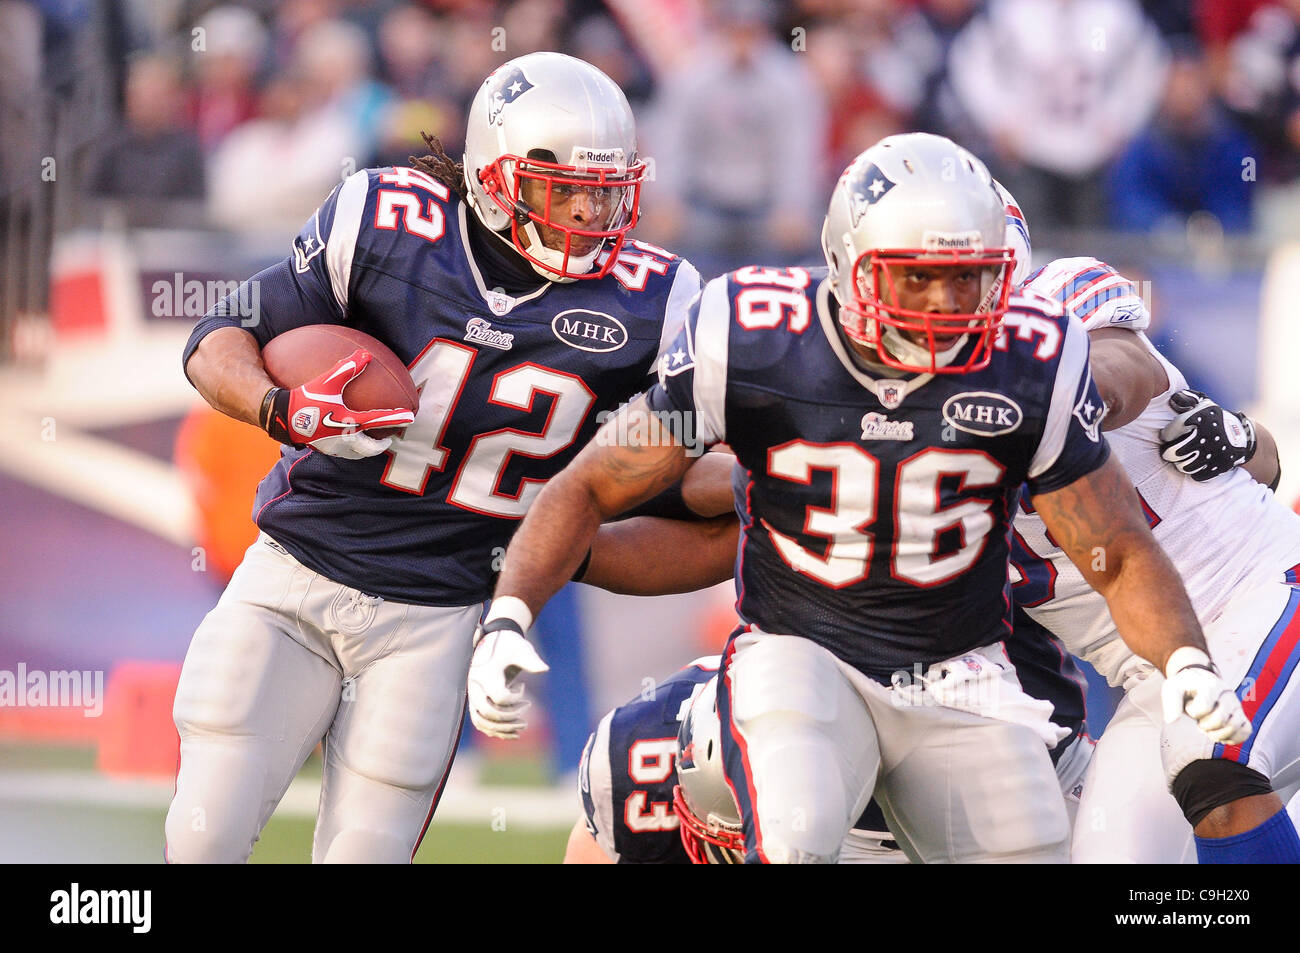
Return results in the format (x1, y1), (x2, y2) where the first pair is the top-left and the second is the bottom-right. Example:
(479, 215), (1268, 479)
(646, 266), (1110, 681)
(183, 167), (700, 606)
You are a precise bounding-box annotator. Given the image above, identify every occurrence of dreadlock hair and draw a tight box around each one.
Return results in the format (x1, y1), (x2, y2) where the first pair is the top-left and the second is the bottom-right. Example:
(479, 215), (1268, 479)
(411, 132), (468, 201)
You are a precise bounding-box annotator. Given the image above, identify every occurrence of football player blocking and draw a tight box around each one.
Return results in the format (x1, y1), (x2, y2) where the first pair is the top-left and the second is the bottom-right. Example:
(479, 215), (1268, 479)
(167, 53), (702, 862)
(1011, 258), (1300, 864)
(479, 133), (1256, 864)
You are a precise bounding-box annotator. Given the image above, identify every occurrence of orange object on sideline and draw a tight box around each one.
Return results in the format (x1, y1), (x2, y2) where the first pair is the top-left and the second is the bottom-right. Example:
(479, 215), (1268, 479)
(697, 592), (739, 656)
(174, 403), (283, 583)
(96, 661), (183, 778)
(0, 705), (101, 744)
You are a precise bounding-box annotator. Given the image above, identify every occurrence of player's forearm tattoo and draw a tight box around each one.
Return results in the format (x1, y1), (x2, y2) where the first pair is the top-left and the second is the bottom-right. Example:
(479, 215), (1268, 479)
(586, 402), (692, 499)
(1033, 457), (1146, 571)
(595, 442), (689, 495)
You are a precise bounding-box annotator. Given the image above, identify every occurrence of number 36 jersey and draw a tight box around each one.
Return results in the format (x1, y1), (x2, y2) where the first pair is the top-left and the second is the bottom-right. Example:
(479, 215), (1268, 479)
(646, 267), (1109, 681)
(183, 167), (700, 605)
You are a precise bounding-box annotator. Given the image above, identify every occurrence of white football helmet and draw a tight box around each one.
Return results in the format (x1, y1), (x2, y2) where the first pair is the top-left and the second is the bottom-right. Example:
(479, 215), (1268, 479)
(821, 133), (1016, 374)
(463, 52), (645, 282)
(672, 677), (746, 864)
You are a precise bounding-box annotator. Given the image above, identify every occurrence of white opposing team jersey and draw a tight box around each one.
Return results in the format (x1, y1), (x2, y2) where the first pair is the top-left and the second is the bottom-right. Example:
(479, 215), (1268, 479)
(1011, 259), (1300, 684)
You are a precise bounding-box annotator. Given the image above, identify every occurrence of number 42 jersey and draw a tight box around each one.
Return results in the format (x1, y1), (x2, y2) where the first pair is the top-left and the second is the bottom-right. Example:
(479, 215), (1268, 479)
(184, 166), (700, 606)
(646, 266), (1109, 681)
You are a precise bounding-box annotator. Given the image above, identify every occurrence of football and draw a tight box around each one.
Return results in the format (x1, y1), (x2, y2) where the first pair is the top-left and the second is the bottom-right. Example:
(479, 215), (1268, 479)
(261, 325), (419, 437)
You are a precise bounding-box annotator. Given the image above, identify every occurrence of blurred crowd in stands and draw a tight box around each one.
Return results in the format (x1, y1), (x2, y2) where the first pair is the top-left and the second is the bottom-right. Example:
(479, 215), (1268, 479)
(9, 0), (1300, 276)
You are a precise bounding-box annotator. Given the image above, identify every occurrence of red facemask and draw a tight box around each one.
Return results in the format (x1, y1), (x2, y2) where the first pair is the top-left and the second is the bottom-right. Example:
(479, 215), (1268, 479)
(478, 153), (645, 279)
(672, 785), (746, 864)
(838, 248), (1017, 374)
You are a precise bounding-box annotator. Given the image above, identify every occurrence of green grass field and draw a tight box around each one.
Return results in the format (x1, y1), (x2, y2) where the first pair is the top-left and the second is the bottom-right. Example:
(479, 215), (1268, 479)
(0, 743), (571, 863)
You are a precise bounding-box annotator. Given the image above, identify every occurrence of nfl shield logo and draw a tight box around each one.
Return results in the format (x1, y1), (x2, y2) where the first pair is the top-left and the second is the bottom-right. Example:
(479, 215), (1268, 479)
(877, 380), (905, 409)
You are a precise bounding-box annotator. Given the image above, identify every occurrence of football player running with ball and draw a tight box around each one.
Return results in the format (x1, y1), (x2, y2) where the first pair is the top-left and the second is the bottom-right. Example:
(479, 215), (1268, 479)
(167, 53), (701, 863)
(472, 133), (1248, 863)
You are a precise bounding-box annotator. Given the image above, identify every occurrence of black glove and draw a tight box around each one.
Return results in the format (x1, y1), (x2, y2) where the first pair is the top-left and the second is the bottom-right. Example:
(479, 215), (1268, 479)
(1159, 389), (1257, 481)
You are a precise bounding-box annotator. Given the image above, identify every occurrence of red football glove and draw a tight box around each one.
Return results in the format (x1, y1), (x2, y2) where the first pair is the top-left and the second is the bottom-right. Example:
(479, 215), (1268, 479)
(261, 348), (416, 459)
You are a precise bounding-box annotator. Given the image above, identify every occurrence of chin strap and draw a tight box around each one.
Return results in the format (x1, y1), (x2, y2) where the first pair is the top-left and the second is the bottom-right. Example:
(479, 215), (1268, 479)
(879, 324), (968, 371)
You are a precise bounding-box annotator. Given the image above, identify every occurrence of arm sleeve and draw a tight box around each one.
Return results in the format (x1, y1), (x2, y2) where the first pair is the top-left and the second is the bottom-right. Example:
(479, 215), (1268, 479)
(644, 275), (731, 445)
(1026, 313), (1112, 494)
(578, 711), (620, 862)
(181, 170), (372, 378)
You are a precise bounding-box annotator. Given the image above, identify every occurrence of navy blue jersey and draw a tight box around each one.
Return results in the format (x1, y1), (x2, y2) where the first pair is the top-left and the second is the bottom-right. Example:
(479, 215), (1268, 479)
(725, 464), (1088, 757)
(648, 266), (1109, 681)
(578, 659), (715, 863)
(184, 166), (700, 605)
(579, 657), (890, 862)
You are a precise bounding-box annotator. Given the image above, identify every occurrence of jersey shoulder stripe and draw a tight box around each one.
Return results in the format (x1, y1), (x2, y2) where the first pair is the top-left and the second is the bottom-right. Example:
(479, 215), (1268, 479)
(1024, 257), (1150, 333)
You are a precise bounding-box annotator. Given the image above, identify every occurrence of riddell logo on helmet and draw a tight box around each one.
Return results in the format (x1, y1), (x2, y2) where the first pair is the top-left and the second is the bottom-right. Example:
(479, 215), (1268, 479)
(571, 147), (625, 169)
(922, 231), (984, 252)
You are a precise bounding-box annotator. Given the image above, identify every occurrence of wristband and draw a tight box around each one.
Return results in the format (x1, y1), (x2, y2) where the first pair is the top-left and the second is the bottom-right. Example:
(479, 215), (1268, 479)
(482, 595), (534, 637)
(260, 387), (294, 445)
(1164, 645), (1214, 679)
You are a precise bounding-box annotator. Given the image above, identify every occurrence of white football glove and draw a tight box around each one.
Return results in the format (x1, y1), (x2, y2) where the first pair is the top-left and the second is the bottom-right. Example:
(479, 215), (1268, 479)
(308, 430), (393, 459)
(467, 619), (549, 740)
(1160, 646), (1251, 745)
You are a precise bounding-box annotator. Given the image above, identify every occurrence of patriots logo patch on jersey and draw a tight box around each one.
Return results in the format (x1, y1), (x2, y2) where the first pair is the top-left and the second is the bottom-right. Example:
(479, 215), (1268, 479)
(464, 317), (514, 350)
(860, 412), (914, 441)
(486, 66), (534, 125)
(1073, 371), (1105, 442)
(293, 226), (326, 274)
(849, 163), (896, 226)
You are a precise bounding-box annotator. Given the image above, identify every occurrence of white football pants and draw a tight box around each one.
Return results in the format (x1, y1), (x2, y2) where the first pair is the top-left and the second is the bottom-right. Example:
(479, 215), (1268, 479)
(718, 630), (1070, 864)
(165, 535), (480, 863)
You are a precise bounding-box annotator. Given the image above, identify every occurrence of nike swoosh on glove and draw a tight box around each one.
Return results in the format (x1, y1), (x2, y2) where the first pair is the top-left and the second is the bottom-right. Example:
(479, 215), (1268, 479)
(467, 620), (550, 740)
(262, 348), (416, 458)
(1161, 646), (1252, 745)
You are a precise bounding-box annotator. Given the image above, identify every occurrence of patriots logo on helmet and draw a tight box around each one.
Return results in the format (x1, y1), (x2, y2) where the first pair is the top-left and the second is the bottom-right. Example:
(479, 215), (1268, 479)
(486, 66), (534, 125)
(849, 162), (896, 227)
